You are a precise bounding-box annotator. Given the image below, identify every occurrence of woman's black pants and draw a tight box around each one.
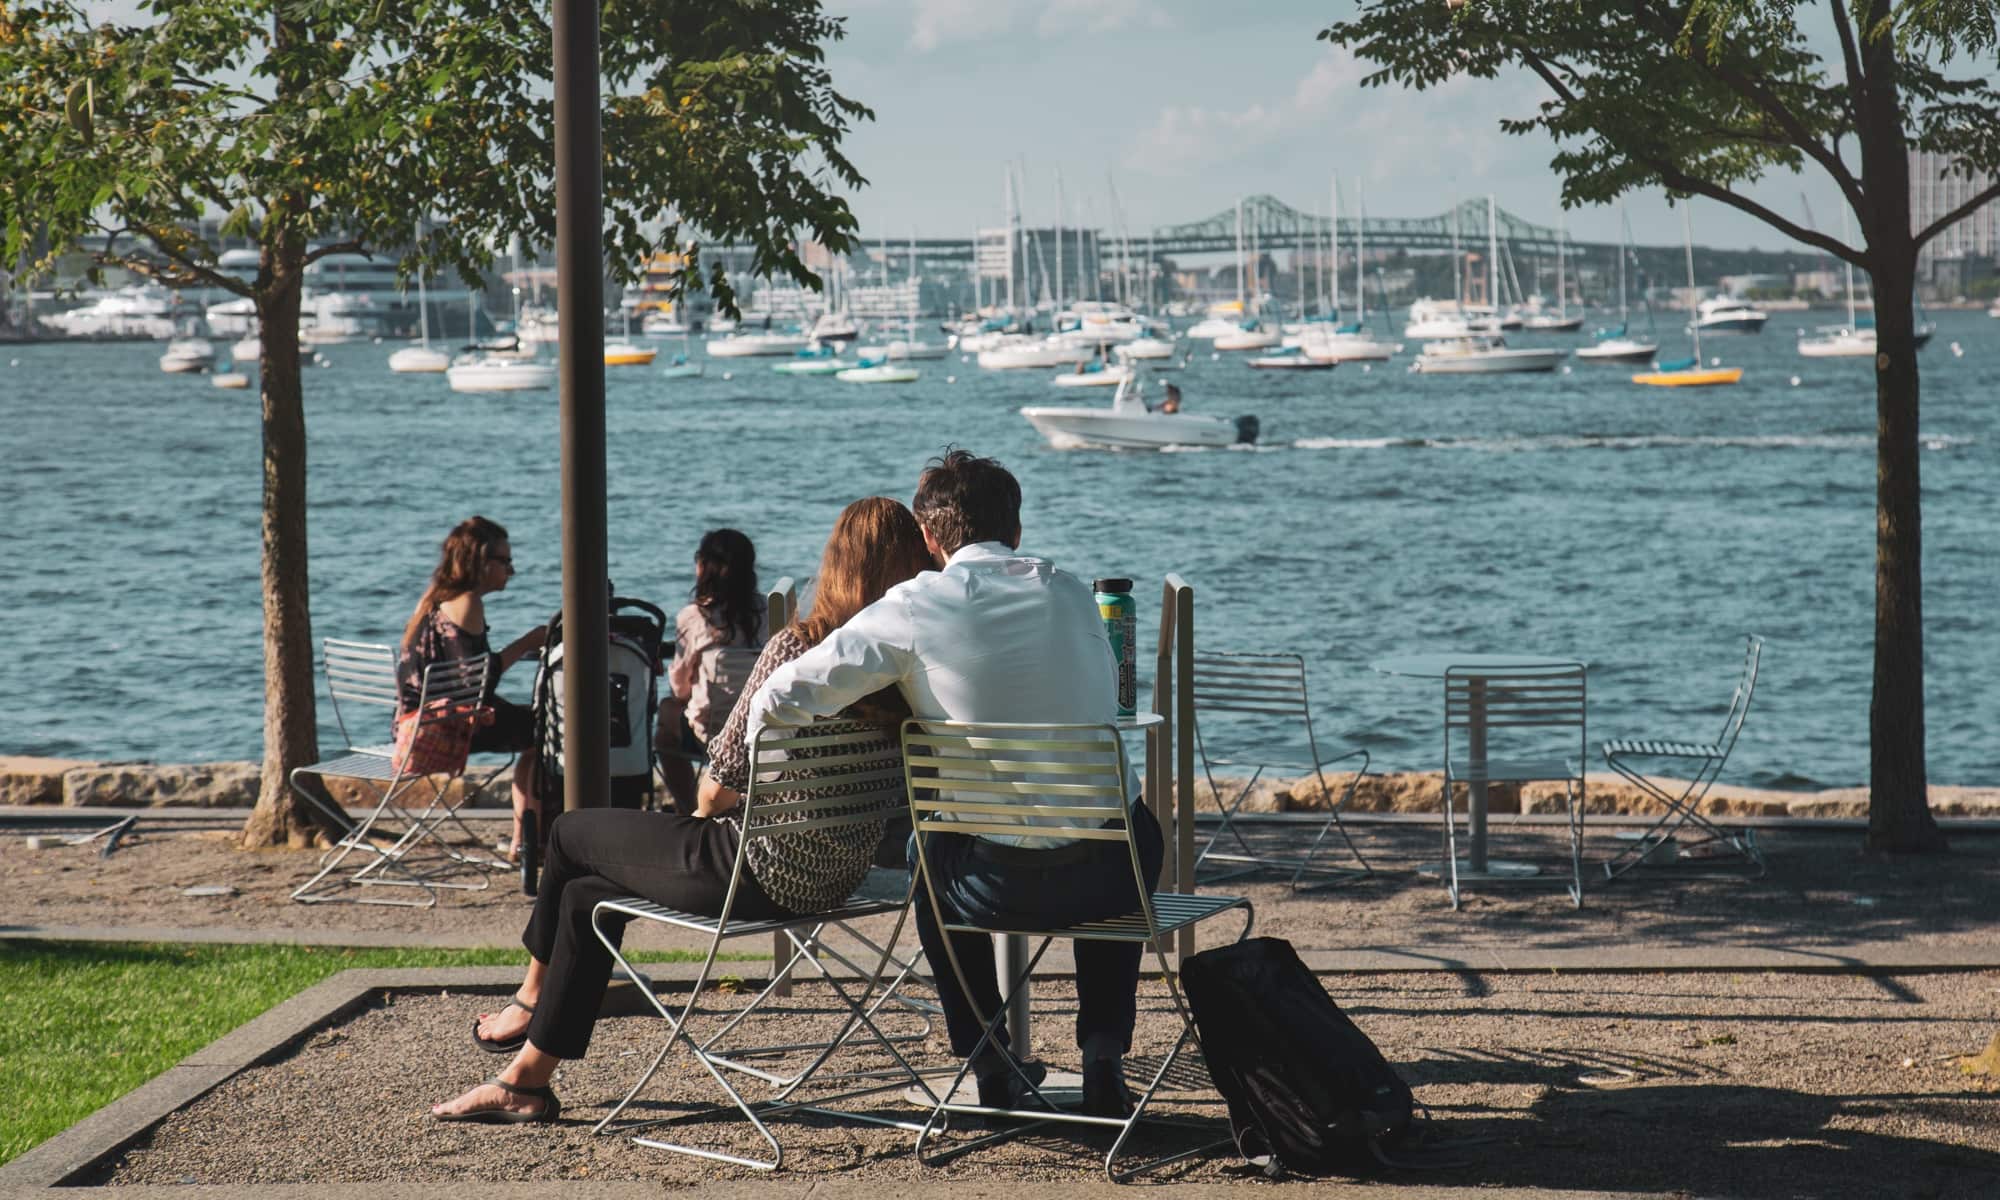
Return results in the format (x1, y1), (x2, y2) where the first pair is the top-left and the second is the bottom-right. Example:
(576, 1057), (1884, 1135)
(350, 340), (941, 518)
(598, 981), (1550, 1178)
(520, 808), (786, 1060)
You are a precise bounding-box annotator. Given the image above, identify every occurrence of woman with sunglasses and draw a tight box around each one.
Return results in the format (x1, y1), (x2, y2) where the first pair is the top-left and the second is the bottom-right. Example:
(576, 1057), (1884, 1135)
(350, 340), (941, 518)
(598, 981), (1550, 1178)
(399, 515), (547, 833)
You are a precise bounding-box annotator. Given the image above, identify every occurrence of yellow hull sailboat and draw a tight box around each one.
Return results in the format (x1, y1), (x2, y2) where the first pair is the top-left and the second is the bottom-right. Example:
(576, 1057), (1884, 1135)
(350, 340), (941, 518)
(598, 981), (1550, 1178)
(1632, 364), (1744, 387)
(1636, 201), (1742, 389)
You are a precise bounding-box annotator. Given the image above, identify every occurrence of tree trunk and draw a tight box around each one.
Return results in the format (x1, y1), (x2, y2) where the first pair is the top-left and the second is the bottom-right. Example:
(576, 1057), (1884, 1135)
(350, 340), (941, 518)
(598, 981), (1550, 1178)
(240, 232), (342, 849)
(1854, 15), (1946, 853)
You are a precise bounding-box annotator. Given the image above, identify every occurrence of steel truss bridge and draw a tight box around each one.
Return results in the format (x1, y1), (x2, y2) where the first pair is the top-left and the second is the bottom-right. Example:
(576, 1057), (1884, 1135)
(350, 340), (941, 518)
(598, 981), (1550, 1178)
(872, 193), (1811, 282)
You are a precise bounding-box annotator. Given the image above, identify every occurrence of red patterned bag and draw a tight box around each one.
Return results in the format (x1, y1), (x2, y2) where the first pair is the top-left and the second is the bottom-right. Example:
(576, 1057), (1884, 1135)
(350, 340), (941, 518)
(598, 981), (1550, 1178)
(391, 701), (493, 776)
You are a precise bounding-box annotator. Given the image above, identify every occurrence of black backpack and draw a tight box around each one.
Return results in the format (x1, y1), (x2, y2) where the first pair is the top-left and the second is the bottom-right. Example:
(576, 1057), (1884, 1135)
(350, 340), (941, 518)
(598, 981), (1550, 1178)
(1182, 936), (1416, 1178)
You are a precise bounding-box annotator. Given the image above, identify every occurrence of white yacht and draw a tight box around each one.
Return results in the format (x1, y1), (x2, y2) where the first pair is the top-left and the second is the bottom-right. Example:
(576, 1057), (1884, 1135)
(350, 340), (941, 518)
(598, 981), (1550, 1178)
(1021, 371), (1258, 450)
(159, 337), (217, 374)
(707, 330), (811, 358)
(43, 287), (178, 339)
(836, 361), (921, 384)
(1052, 302), (1146, 346)
(1574, 325), (1659, 363)
(976, 335), (1089, 370)
(1212, 324), (1283, 352)
(1186, 300), (1251, 341)
(1692, 295), (1769, 334)
(446, 355), (556, 392)
(1292, 323), (1401, 363)
(232, 335), (262, 362)
(809, 310), (861, 343)
(1051, 361), (1132, 388)
(1114, 336), (1179, 361)
(1402, 298), (1478, 340)
(1411, 335), (1563, 374)
(204, 296), (258, 337)
(300, 293), (375, 345)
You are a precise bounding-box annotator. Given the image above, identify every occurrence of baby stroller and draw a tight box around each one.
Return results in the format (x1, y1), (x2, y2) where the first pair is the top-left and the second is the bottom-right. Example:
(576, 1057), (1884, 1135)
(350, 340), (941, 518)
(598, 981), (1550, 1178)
(529, 593), (670, 816)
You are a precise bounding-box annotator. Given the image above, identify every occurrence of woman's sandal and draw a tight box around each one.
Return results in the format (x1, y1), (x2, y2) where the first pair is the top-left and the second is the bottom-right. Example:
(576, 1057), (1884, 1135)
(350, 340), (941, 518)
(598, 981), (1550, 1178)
(431, 1076), (561, 1125)
(470, 995), (534, 1055)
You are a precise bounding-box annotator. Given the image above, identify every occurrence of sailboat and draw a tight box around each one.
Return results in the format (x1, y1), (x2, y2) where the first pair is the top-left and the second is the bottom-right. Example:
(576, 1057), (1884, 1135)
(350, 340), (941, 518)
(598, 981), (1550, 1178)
(604, 305), (658, 366)
(388, 240), (451, 373)
(1522, 210), (1586, 331)
(1413, 196), (1564, 374)
(1797, 206), (1936, 358)
(1577, 206), (1659, 363)
(1298, 178), (1401, 362)
(1634, 202), (1743, 387)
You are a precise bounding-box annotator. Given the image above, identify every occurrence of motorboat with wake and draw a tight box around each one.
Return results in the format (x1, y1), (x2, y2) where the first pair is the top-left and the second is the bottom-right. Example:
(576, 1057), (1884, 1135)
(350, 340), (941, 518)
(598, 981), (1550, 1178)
(1247, 346), (1334, 370)
(1021, 369), (1258, 450)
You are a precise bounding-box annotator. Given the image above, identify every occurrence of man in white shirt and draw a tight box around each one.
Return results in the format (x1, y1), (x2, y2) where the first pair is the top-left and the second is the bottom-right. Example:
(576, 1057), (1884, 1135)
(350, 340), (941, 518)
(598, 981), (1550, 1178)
(746, 449), (1164, 1118)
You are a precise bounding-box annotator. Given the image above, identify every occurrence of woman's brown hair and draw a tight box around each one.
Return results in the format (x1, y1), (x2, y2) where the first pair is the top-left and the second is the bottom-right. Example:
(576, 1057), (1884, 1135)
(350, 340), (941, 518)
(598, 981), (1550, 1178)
(402, 515), (508, 648)
(794, 497), (931, 647)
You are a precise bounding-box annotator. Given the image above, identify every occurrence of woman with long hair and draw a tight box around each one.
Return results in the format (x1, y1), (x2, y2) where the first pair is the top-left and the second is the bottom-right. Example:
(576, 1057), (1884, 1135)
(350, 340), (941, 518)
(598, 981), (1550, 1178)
(431, 497), (935, 1124)
(399, 516), (546, 831)
(657, 527), (764, 811)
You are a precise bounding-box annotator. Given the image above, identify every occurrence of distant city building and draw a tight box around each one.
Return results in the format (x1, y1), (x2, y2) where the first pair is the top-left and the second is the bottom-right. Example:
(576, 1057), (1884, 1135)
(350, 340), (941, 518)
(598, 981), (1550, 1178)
(1719, 273), (1789, 295)
(1911, 150), (1999, 273)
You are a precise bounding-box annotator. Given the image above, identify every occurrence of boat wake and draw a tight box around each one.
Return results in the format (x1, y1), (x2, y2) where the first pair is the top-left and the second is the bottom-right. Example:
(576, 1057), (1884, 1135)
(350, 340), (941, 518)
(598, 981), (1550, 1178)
(1290, 432), (1973, 453)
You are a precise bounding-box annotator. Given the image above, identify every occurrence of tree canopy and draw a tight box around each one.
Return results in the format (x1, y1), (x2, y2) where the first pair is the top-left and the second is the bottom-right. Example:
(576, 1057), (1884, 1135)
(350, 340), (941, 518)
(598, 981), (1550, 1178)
(1323, 1), (2000, 852)
(2, 0), (870, 304)
(0, 0), (873, 847)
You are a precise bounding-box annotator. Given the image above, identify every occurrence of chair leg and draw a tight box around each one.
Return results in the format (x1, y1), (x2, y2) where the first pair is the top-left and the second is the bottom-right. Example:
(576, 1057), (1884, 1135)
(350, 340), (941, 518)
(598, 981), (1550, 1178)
(1289, 761), (1374, 891)
(1193, 765), (1268, 882)
(1441, 774), (1463, 911)
(1567, 780), (1585, 909)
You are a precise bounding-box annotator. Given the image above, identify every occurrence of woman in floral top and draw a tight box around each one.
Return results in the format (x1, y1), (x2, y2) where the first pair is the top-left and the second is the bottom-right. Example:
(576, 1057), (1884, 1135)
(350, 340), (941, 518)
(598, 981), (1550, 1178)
(433, 497), (933, 1124)
(398, 516), (546, 839)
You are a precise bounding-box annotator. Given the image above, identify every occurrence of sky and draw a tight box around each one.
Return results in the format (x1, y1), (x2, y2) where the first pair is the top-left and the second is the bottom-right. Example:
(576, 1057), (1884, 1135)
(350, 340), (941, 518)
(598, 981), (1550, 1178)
(80, 0), (1986, 256)
(821, 1), (1862, 254)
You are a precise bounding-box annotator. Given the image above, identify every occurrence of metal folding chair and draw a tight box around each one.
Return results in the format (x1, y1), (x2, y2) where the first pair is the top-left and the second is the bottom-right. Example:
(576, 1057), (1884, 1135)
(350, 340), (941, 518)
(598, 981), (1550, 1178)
(592, 720), (934, 1171)
(290, 645), (503, 906)
(903, 719), (1255, 1183)
(1442, 663), (1588, 910)
(1191, 651), (1373, 889)
(1601, 635), (1766, 880)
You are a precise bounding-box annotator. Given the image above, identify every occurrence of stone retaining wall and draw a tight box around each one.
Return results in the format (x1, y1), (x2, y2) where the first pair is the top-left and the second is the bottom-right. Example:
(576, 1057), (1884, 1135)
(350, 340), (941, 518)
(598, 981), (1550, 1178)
(8, 755), (2000, 821)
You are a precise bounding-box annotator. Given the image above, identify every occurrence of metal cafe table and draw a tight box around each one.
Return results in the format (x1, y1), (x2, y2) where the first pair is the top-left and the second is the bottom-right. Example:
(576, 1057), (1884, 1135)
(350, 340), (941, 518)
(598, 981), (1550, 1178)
(1370, 653), (1586, 882)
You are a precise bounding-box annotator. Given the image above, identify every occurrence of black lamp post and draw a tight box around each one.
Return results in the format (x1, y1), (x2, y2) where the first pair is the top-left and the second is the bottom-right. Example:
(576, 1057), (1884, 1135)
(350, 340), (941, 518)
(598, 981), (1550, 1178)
(553, 0), (608, 813)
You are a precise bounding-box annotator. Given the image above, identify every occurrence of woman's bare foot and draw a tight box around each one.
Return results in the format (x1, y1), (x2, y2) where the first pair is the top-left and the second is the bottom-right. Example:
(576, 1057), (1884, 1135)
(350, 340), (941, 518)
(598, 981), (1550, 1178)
(429, 1078), (548, 1121)
(473, 996), (534, 1045)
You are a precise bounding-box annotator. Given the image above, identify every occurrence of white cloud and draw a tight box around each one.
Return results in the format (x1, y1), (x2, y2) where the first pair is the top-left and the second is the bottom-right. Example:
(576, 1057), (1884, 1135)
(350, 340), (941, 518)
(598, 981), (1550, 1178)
(1123, 53), (1359, 170)
(903, 0), (1169, 53)
(907, 0), (1018, 53)
(1036, 0), (1173, 38)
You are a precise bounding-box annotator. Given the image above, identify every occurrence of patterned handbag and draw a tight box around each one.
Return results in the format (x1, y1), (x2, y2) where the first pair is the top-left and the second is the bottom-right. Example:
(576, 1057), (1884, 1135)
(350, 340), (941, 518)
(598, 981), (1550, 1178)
(390, 700), (493, 776)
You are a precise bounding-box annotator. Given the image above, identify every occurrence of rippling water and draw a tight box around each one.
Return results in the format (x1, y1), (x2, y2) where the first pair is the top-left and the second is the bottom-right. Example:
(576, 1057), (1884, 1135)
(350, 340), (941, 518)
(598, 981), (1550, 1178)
(3, 310), (1996, 788)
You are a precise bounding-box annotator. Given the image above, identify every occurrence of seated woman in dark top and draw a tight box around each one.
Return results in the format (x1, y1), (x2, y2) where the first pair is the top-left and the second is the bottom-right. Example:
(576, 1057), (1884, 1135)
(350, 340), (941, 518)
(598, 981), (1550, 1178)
(429, 497), (932, 1124)
(399, 516), (546, 843)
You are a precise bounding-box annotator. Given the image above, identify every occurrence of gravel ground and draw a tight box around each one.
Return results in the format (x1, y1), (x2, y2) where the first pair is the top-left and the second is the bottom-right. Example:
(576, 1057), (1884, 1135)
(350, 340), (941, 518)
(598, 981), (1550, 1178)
(91, 970), (2000, 1195)
(7, 820), (1998, 959)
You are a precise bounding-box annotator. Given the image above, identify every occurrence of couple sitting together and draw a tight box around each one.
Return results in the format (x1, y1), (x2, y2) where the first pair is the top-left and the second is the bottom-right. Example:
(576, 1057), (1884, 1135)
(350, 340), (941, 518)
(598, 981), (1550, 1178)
(432, 448), (1164, 1127)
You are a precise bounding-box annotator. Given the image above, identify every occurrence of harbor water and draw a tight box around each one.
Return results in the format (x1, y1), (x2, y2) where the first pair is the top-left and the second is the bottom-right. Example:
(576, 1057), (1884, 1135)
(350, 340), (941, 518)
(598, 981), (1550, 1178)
(3, 310), (1996, 789)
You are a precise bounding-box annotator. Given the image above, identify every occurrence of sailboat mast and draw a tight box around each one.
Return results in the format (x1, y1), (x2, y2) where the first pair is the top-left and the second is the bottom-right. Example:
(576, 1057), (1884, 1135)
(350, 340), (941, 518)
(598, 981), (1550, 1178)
(414, 221), (430, 348)
(1451, 203), (1462, 312)
(1617, 206), (1629, 322)
(1486, 193), (1498, 316)
(1235, 198), (1245, 311)
(1329, 176), (1339, 320)
(1054, 170), (1064, 312)
(1682, 201), (1701, 364)
(1003, 168), (1016, 315)
(1357, 181), (1366, 325)
(1841, 206), (1856, 328)
(1556, 209), (1567, 321)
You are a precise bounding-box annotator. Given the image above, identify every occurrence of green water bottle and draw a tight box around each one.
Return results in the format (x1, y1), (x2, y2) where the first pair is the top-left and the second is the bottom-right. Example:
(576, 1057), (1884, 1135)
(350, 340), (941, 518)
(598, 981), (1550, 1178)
(1094, 578), (1137, 717)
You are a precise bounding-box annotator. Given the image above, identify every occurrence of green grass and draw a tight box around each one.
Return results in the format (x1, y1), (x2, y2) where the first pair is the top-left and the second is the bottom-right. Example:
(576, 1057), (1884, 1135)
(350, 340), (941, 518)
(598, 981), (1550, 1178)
(0, 940), (755, 1166)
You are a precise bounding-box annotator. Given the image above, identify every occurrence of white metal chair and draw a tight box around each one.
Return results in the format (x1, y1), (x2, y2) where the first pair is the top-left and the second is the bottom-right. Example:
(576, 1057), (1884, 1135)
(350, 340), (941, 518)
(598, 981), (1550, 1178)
(1601, 635), (1766, 880)
(1191, 650), (1373, 889)
(903, 719), (1255, 1182)
(1442, 663), (1588, 910)
(591, 720), (933, 1171)
(290, 644), (501, 906)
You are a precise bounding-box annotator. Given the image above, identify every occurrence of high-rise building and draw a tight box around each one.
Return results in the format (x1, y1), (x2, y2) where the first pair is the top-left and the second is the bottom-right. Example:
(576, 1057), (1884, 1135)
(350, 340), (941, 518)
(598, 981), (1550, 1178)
(1911, 150), (1999, 273)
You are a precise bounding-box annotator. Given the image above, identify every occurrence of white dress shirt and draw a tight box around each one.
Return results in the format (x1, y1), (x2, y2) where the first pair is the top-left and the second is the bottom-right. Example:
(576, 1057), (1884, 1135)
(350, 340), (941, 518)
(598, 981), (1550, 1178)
(745, 541), (1131, 846)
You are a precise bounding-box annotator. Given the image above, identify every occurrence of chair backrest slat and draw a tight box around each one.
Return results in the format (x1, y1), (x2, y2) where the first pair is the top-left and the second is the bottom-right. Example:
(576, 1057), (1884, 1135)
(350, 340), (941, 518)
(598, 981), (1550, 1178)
(1442, 663), (1586, 763)
(901, 720), (1129, 841)
(320, 639), (399, 749)
(1190, 650), (1326, 784)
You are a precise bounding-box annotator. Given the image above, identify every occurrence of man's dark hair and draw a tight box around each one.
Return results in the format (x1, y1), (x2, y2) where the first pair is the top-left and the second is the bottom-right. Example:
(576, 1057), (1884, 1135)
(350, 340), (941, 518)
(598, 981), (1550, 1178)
(912, 447), (1021, 556)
